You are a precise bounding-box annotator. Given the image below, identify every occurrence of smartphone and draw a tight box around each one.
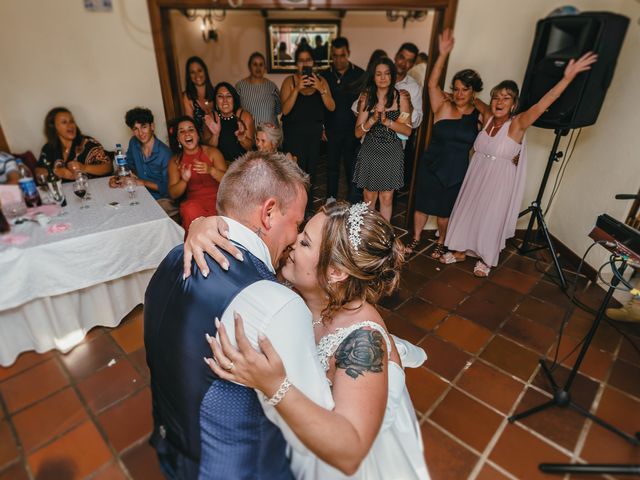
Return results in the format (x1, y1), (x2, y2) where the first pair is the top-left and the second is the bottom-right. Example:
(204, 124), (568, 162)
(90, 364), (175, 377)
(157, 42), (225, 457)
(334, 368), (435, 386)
(302, 66), (313, 77)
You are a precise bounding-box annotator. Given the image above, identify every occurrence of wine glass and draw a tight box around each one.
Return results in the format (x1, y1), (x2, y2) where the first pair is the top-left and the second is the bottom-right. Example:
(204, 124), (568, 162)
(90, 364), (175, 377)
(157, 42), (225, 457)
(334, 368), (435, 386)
(49, 180), (68, 216)
(73, 179), (89, 209)
(74, 171), (92, 200)
(123, 177), (139, 206)
(2, 201), (27, 223)
(36, 173), (47, 187)
(37, 177), (53, 205)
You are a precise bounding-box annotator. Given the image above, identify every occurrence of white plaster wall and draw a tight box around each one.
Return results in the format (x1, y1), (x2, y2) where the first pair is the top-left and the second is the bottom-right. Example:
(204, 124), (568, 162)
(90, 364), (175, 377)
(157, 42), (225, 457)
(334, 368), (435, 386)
(448, 0), (639, 272)
(0, 0), (166, 153)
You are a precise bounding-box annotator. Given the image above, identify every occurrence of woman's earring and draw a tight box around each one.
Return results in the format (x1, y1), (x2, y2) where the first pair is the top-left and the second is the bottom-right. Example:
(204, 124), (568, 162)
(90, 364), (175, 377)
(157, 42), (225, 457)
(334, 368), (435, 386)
(179, 143), (182, 149)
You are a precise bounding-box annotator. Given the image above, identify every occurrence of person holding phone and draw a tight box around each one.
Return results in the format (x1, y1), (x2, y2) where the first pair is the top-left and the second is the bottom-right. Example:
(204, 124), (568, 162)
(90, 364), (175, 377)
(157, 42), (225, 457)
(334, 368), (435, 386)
(281, 43), (335, 216)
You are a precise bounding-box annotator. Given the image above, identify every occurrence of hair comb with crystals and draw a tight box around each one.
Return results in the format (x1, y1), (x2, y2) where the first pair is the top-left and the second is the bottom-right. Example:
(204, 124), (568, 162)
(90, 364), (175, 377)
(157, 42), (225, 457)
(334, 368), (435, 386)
(347, 202), (370, 251)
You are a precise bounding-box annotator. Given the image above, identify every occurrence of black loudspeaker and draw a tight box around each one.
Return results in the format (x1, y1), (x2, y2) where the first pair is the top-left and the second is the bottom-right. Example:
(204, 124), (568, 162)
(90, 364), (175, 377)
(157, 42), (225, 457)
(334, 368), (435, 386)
(519, 12), (629, 129)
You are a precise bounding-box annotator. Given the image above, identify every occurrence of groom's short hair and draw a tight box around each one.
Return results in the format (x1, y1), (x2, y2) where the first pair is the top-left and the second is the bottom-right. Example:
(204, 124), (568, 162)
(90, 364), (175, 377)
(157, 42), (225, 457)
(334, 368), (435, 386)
(217, 151), (310, 218)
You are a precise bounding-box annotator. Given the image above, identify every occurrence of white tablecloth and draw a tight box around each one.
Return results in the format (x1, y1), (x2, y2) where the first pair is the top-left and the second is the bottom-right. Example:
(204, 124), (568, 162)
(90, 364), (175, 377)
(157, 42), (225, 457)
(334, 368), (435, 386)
(0, 177), (184, 366)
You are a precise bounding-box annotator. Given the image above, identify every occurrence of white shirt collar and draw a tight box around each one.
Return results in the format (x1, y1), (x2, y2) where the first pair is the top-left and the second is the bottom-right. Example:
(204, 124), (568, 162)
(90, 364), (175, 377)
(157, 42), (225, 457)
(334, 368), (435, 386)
(222, 216), (275, 273)
(396, 74), (418, 89)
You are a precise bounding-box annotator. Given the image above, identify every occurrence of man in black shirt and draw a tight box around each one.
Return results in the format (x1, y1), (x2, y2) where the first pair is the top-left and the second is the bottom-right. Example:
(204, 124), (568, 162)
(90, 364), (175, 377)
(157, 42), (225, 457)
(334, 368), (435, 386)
(312, 35), (329, 64)
(321, 37), (364, 202)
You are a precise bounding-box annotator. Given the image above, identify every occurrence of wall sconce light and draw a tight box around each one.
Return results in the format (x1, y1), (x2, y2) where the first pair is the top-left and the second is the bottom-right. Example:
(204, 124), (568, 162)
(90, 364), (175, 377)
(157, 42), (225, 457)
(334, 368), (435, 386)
(183, 9), (226, 43)
(386, 10), (428, 29)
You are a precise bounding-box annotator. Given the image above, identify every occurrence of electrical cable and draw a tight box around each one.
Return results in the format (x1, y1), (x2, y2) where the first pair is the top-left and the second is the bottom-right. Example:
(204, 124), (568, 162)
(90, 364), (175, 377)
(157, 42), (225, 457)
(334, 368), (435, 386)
(594, 257), (640, 357)
(543, 130), (575, 217)
(597, 256), (633, 292)
(514, 220), (640, 361)
(547, 240), (605, 369)
(545, 129), (582, 217)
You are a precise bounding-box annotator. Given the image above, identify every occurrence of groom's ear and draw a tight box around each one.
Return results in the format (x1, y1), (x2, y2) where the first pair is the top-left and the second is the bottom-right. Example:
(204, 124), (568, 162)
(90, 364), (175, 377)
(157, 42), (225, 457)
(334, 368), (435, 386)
(327, 265), (349, 284)
(260, 198), (278, 230)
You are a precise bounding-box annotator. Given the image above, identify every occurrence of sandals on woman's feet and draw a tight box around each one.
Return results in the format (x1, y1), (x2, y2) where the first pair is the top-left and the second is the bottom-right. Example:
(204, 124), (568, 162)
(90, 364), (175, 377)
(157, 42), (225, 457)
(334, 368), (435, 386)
(473, 260), (491, 277)
(404, 238), (420, 255)
(430, 243), (447, 259)
(439, 252), (465, 264)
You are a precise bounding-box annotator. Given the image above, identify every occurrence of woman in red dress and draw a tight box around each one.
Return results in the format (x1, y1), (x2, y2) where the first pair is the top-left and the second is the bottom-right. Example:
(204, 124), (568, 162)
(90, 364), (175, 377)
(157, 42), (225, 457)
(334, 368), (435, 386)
(167, 116), (227, 232)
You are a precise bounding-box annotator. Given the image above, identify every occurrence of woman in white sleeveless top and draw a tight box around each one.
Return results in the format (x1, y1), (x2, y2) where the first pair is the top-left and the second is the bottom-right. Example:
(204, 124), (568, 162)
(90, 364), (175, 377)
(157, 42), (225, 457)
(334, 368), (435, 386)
(207, 201), (429, 479)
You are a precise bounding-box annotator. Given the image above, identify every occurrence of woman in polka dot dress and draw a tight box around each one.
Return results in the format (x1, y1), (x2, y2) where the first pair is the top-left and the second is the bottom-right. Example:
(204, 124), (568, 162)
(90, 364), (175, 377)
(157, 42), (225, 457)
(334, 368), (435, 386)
(354, 57), (412, 221)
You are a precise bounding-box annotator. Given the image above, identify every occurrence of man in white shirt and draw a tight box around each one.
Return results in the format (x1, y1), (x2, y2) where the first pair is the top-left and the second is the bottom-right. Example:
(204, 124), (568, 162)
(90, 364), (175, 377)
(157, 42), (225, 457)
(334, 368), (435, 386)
(391, 43), (424, 189)
(394, 42), (423, 129)
(408, 52), (429, 88)
(145, 151), (334, 479)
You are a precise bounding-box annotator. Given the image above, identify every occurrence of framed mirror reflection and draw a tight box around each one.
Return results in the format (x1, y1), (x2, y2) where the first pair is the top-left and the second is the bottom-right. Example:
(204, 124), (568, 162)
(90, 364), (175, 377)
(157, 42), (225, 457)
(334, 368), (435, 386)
(266, 20), (341, 73)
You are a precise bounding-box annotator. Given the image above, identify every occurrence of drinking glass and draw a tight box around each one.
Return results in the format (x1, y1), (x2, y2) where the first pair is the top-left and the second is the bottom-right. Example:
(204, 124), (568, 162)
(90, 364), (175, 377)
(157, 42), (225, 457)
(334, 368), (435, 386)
(49, 180), (68, 216)
(124, 177), (139, 206)
(74, 171), (92, 200)
(2, 201), (27, 222)
(73, 179), (89, 209)
(38, 185), (53, 205)
(36, 173), (47, 187)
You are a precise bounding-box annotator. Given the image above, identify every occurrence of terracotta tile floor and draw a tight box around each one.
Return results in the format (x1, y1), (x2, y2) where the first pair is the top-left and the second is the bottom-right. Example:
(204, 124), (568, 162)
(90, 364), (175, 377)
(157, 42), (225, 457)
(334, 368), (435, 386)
(2, 236), (640, 478)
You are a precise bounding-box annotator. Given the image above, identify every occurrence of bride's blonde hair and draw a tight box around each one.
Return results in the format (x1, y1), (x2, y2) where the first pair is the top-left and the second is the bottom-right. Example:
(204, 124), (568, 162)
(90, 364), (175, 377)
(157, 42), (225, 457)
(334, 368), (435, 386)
(316, 201), (404, 322)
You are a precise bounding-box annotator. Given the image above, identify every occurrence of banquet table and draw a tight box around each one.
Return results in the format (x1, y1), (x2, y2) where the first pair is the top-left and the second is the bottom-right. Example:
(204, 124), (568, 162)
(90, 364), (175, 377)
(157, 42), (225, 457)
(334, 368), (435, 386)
(0, 177), (184, 366)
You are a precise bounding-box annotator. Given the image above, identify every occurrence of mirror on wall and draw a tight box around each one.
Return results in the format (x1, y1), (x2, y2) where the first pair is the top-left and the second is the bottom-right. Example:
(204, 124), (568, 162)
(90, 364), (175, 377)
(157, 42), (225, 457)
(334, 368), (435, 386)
(266, 20), (341, 73)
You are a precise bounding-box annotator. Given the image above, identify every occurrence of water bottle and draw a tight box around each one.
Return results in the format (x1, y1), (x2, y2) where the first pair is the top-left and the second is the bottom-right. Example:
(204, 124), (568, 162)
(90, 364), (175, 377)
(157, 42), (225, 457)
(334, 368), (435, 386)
(114, 143), (130, 178)
(16, 160), (42, 208)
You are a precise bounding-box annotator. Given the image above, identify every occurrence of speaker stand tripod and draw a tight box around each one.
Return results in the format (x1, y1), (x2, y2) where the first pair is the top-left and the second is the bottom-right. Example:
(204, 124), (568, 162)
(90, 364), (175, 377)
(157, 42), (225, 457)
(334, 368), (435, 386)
(518, 129), (569, 290)
(508, 258), (640, 450)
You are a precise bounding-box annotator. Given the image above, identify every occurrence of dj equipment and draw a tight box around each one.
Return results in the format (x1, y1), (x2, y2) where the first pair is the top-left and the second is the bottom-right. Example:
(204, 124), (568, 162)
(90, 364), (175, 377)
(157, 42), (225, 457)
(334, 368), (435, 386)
(509, 214), (640, 474)
(592, 213), (640, 266)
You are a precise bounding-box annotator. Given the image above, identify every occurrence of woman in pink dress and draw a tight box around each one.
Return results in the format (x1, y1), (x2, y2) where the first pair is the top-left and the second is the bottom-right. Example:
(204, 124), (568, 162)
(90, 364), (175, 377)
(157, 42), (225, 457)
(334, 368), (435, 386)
(440, 52), (597, 277)
(167, 116), (227, 232)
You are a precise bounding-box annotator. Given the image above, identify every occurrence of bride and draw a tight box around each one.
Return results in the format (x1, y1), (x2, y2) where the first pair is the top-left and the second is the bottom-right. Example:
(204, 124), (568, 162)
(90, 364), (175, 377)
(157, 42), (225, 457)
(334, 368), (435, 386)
(189, 201), (429, 479)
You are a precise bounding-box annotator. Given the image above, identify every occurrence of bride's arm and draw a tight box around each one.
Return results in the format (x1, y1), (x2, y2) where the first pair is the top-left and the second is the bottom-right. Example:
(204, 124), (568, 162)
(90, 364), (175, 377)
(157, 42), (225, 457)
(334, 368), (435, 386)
(207, 315), (388, 475)
(182, 216), (244, 278)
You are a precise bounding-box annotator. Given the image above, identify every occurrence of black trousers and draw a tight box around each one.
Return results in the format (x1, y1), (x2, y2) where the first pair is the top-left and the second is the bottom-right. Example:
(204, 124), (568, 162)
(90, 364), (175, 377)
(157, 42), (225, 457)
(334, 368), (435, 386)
(326, 128), (358, 201)
(283, 124), (323, 213)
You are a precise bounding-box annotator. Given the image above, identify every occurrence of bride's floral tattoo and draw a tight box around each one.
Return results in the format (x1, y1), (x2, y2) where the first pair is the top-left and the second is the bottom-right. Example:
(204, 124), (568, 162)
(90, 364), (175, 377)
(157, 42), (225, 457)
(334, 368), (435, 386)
(334, 329), (384, 379)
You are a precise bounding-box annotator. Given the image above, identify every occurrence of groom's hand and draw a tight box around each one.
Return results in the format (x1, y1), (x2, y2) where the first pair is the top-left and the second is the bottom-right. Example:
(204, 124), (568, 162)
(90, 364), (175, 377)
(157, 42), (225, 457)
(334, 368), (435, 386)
(183, 216), (244, 278)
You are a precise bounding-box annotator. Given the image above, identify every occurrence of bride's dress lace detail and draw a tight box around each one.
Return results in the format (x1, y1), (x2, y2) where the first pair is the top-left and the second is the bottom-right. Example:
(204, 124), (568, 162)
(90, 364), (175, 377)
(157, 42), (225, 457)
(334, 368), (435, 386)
(316, 321), (392, 372)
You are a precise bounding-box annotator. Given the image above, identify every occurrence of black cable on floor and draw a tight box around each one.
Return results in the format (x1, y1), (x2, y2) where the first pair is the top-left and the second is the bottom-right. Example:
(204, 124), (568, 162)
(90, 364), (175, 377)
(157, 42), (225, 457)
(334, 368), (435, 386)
(547, 241), (604, 370)
(519, 243), (640, 367)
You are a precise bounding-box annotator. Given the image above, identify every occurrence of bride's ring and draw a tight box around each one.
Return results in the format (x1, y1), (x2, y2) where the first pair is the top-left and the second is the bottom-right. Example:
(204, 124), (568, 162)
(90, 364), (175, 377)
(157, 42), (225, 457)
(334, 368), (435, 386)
(224, 362), (234, 371)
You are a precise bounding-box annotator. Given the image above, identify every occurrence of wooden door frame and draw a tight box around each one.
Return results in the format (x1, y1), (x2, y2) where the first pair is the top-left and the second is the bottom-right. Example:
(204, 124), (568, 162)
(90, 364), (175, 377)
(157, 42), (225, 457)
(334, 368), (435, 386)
(146, 0), (458, 229)
(0, 121), (10, 152)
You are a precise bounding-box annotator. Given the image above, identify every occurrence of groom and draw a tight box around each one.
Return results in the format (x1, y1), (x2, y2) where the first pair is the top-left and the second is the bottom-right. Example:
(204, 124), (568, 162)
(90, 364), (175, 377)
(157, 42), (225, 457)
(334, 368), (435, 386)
(144, 151), (334, 479)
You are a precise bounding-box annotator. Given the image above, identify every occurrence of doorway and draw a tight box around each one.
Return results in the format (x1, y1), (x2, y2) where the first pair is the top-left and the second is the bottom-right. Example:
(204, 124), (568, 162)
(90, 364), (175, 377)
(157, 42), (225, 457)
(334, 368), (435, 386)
(146, 0), (458, 232)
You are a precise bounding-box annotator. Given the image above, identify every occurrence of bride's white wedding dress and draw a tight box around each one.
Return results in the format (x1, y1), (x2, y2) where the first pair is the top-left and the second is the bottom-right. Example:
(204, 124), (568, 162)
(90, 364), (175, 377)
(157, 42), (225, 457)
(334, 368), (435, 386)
(297, 320), (430, 480)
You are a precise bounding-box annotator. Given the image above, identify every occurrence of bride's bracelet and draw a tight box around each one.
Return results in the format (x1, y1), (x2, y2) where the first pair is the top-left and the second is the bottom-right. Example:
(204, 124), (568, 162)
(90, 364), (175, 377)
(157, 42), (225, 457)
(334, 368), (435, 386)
(265, 377), (292, 406)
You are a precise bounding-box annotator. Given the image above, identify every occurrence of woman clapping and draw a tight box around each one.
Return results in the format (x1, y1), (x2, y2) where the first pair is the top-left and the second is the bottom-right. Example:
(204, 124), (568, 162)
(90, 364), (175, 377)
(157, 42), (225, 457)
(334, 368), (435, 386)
(167, 116), (227, 232)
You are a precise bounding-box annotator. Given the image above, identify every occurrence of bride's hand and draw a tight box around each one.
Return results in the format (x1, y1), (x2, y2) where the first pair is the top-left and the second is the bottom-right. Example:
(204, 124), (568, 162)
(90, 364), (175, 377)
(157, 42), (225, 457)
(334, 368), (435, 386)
(205, 312), (286, 398)
(183, 216), (244, 278)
